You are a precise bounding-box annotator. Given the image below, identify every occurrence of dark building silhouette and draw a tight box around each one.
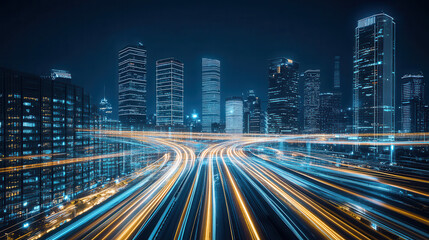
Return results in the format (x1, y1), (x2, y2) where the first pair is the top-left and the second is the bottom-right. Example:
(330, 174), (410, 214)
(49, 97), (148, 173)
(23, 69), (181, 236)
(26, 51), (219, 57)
(353, 13), (396, 135)
(202, 58), (221, 132)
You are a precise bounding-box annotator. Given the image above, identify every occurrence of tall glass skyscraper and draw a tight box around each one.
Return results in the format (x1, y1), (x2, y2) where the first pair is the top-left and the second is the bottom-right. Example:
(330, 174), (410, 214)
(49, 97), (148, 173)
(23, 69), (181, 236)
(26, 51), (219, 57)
(353, 13), (396, 135)
(202, 58), (220, 132)
(118, 43), (147, 129)
(156, 58), (184, 126)
(303, 69), (320, 133)
(401, 73), (425, 133)
(267, 58), (299, 134)
(225, 97), (243, 134)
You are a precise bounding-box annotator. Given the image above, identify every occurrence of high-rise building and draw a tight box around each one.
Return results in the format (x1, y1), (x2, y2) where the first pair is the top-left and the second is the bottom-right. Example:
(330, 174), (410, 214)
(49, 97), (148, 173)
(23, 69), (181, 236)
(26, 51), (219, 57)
(202, 58), (220, 132)
(303, 70), (320, 133)
(332, 56), (343, 134)
(118, 43), (147, 129)
(267, 58), (299, 134)
(156, 58), (184, 127)
(401, 74), (425, 133)
(51, 69), (72, 83)
(319, 92), (342, 134)
(353, 13), (396, 135)
(225, 97), (243, 134)
(424, 105), (429, 132)
(0, 68), (91, 226)
(244, 90), (262, 134)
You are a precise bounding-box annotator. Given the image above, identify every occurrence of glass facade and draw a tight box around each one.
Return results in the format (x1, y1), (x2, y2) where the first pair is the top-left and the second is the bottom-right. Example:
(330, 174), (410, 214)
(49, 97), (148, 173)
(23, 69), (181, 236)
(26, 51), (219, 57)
(225, 97), (243, 134)
(319, 92), (342, 134)
(243, 90), (262, 134)
(99, 98), (113, 121)
(201, 58), (220, 132)
(334, 56), (341, 90)
(0, 68), (158, 231)
(156, 58), (184, 127)
(267, 58), (300, 134)
(118, 43), (147, 129)
(303, 70), (320, 133)
(353, 13), (396, 135)
(401, 74), (425, 133)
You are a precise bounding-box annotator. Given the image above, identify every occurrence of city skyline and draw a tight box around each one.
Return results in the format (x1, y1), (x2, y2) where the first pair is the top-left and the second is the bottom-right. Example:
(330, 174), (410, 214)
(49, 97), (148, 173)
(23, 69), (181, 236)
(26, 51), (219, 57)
(2, 1), (429, 119)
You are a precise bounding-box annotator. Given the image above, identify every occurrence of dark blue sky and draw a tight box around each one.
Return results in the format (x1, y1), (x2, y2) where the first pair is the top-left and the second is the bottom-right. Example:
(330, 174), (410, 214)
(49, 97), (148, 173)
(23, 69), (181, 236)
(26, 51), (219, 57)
(1, 0), (428, 119)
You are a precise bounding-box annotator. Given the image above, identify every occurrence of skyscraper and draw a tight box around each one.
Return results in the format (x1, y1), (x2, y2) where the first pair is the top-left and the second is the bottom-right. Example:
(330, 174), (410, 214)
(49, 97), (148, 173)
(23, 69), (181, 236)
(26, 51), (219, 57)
(319, 92), (342, 134)
(118, 43), (147, 129)
(99, 98), (113, 121)
(244, 90), (262, 134)
(334, 56), (341, 90)
(303, 70), (320, 133)
(267, 58), (299, 134)
(353, 13), (396, 135)
(225, 97), (243, 134)
(202, 58), (221, 132)
(401, 73), (425, 133)
(331, 56), (343, 133)
(156, 58), (184, 127)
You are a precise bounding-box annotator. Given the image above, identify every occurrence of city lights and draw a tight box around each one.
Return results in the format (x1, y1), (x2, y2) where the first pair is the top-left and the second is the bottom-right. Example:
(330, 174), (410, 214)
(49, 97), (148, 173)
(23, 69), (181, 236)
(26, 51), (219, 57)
(1, 1), (428, 240)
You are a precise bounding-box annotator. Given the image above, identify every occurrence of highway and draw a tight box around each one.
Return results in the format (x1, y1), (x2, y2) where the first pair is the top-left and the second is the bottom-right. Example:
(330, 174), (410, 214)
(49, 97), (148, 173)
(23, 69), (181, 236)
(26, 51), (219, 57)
(41, 131), (429, 240)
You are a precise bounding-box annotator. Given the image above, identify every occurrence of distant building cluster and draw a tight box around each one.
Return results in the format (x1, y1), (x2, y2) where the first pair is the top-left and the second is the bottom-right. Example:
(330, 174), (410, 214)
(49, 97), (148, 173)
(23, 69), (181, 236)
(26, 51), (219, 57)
(1, 11), (429, 229)
(112, 13), (428, 135)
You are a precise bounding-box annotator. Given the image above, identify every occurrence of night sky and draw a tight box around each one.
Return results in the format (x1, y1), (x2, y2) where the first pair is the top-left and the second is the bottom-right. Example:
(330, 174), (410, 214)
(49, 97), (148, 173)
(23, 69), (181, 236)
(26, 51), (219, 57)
(1, 0), (428, 119)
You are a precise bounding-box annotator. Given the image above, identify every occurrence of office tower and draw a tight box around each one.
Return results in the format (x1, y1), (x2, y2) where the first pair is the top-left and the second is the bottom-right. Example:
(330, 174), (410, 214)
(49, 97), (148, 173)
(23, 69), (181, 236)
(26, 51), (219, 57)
(425, 105), (429, 132)
(156, 58), (184, 127)
(99, 97), (113, 121)
(225, 97), (243, 134)
(185, 110), (202, 132)
(262, 111), (269, 134)
(0, 68), (150, 228)
(319, 92), (341, 133)
(334, 56), (341, 90)
(202, 58), (220, 132)
(118, 43), (147, 129)
(353, 13), (396, 135)
(401, 74), (425, 132)
(244, 90), (262, 134)
(267, 58), (299, 134)
(0, 68), (91, 225)
(303, 70), (321, 133)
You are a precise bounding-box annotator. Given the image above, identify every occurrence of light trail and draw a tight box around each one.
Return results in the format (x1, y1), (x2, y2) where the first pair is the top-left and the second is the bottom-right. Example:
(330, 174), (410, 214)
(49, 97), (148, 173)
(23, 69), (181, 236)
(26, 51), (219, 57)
(30, 131), (429, 240)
